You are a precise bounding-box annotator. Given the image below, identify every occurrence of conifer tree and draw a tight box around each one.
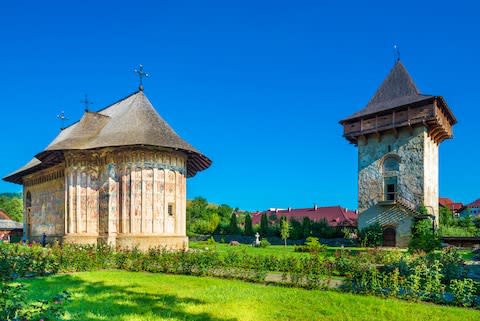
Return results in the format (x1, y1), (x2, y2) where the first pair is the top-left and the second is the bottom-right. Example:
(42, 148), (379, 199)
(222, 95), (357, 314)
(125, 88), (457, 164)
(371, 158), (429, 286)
(244, 213), (254, 236)
(260, 213), (269, 237)
(228, 212), (239, 235)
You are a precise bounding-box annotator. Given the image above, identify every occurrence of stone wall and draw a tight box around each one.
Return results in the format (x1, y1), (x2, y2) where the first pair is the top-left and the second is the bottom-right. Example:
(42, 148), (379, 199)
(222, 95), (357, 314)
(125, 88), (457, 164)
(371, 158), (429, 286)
(357, 125), (440, 246)
(358, 126), (427, 213)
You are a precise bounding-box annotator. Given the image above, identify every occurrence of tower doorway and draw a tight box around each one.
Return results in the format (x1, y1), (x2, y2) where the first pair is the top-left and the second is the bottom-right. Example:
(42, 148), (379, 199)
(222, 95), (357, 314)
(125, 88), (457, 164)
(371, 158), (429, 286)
(382, 227), (396, 247)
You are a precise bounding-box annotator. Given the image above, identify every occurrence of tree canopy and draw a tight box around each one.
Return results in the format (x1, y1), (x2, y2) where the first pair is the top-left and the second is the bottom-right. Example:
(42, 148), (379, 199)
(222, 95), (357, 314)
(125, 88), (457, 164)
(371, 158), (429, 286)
(0, 193), (23, 222)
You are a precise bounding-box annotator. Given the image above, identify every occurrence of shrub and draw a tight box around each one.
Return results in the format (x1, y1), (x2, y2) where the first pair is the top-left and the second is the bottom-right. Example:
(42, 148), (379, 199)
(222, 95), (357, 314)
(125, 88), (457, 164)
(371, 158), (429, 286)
(259, 239), (270, 248)
(359, 223), (383, 247)
(437, 248), (464, 283)
(294, 237), (327, 253)
(449, 278), (478, 307)
(0, 282), (70, 321)
(408, 218), (440, 253)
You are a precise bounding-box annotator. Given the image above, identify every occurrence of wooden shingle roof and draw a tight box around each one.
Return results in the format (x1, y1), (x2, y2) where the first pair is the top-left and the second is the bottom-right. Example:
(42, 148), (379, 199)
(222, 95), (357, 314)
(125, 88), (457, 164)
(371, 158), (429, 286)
(3, 91), (211, 184)
(341, 61), (454, 123)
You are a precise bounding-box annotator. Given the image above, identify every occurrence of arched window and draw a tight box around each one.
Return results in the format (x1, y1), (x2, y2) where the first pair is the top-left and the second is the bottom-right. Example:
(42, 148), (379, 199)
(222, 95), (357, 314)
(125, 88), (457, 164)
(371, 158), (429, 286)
(383, 156), (400, 172)
(26, 191), (32, 208)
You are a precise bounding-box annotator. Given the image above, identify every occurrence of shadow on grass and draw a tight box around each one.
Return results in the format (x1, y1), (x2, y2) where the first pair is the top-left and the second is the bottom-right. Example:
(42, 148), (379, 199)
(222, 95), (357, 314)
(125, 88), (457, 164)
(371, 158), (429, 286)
(26, 274), (237, 321)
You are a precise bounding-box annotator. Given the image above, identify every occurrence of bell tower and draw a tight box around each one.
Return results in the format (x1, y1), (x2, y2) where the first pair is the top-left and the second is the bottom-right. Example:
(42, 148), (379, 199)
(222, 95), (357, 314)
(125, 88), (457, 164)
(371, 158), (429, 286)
(340, 61), (456, 247)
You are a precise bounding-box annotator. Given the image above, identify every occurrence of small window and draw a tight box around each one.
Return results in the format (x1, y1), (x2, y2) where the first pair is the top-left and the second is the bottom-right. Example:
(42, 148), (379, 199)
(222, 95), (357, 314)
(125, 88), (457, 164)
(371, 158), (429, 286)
(168, 203), (175, 216)
(388, 145), (391, 152)
(383, 156), (400, 172)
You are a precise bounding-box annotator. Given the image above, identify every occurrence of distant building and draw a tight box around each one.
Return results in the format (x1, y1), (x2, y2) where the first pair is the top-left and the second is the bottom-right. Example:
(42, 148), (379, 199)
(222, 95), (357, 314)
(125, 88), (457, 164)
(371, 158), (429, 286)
(460, 199), (480, 218)
(0, 210), (23, 241)
(439, 197), (463, 215)
(251, 206), (358, 228)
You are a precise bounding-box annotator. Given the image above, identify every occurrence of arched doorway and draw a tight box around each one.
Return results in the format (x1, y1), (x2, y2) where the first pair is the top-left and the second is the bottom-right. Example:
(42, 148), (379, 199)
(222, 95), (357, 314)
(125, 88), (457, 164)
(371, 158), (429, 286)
(382, 227), (396, 247)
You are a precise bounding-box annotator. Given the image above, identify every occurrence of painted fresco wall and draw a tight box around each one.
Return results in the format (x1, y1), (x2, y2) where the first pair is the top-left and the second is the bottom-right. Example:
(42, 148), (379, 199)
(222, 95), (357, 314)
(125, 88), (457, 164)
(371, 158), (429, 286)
(23, 164), (65, 240)
(63, 147), (188, 249)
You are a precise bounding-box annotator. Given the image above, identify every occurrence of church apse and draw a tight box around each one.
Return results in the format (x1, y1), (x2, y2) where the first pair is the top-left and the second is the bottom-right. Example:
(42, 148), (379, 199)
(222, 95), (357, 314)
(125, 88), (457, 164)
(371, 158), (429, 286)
(62, 148), (188, 249)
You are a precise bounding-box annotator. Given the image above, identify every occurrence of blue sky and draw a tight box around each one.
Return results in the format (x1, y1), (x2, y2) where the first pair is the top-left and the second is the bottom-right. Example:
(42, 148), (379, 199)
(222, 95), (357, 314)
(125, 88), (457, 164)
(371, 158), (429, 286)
(0, 1), (478, 211)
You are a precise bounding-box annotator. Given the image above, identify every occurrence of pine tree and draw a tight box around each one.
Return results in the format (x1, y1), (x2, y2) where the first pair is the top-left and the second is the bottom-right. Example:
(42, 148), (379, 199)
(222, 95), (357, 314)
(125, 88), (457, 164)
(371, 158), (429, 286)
(260, 213), (269, 237)
(228, 212), (239, 235)
(244, 213), (254, 236)
(302, 217), (312, 239)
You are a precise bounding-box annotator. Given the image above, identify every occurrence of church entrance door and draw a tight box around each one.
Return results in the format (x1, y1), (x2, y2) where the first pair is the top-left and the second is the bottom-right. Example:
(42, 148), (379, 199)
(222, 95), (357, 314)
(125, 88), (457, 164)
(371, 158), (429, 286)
(382, 227), (396, 247)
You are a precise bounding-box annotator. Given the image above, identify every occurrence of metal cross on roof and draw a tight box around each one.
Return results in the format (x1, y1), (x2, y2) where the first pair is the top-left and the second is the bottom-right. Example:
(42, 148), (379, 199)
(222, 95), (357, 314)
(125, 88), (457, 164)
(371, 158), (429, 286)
(134, 64), (149, 91)
(81, 93), (93, 112)
(56, 111), (69, 130)
(393, 44), (401, 62)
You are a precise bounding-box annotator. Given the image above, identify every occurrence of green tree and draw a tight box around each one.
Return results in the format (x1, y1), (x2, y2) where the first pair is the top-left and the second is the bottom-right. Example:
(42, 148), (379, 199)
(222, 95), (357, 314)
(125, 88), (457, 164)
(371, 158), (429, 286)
(280, 219), (291, 247)
(228, 212), (239, 235)
(0, 195), (23, 222)
(440, 206), (455, 227)
(290, 218), (302, 239)
(244, 213), (254, 236)
(260, 213), (269, 237)
(302, 217), (312, 238)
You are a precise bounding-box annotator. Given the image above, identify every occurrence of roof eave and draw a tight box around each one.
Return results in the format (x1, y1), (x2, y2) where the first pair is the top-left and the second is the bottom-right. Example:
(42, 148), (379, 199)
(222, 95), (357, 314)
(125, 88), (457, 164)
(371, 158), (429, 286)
(340, 96), (435, 124)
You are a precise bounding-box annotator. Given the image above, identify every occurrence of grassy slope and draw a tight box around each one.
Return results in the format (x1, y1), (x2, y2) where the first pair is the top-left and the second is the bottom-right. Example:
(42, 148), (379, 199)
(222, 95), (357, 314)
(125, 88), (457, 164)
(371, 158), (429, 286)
(23, 271), (480, 321)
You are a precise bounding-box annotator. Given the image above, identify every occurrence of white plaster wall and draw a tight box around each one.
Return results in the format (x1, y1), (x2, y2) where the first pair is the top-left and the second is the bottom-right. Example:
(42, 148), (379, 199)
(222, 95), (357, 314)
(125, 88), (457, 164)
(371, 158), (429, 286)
(423, 132), (439, 225)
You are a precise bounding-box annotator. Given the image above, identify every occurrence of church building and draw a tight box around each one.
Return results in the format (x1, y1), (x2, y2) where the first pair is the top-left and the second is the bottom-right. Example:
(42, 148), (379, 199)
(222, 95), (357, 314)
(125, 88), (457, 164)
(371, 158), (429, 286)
(340, 60), (456, 247)
(3, 88), (211, 250)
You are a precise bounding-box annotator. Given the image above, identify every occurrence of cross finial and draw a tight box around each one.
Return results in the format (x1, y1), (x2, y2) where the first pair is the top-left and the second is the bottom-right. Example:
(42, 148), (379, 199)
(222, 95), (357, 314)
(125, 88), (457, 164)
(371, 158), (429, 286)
(134, 64), (149, 91)
(393, 44), (400, 62)
(56, 111), (69, 130)
(81, 93), (93, 112)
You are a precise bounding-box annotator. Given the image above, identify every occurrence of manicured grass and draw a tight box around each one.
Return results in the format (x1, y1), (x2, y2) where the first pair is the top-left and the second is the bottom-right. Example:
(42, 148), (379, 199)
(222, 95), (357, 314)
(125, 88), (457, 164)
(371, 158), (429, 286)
(189, 241), (401, 258)
(189, 241), (306, 257)
(23, 271), (480, 321)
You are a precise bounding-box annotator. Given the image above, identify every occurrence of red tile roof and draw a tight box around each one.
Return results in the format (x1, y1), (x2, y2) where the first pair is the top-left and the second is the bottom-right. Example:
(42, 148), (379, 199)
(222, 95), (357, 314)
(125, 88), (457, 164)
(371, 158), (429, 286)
(439, 197), (463, 212)
(251, 206), (357, 227)
(465, 199), (480, 208)
(439, 197), (454, 206)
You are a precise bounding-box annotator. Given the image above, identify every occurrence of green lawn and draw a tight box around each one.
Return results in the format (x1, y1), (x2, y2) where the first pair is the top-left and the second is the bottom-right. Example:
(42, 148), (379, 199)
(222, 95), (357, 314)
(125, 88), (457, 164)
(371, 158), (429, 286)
(23, 271), (480, 321)
(189, 241), (399, 258)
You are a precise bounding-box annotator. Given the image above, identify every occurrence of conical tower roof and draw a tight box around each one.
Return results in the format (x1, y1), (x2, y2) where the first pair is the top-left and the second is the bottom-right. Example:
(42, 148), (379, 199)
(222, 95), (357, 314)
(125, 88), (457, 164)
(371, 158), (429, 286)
(4, 91), (211, 183)
(341, 61), (435, 122)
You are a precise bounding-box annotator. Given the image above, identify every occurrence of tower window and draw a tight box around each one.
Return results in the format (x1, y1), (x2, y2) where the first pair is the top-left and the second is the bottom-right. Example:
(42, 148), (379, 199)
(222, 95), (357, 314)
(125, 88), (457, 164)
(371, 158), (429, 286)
(168, 203), (175, 216)
(384, 176), (398, 201)
(388, 145), (391, 152)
